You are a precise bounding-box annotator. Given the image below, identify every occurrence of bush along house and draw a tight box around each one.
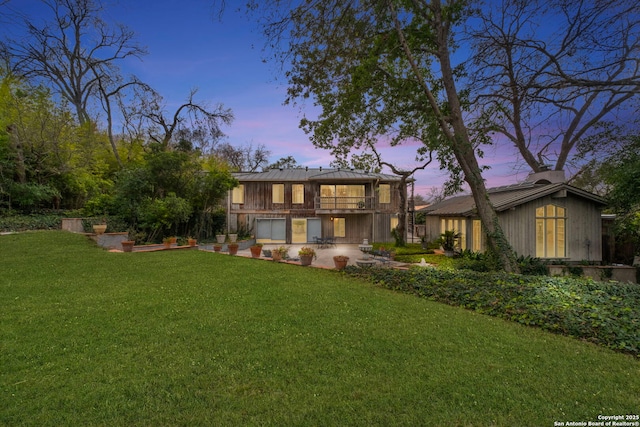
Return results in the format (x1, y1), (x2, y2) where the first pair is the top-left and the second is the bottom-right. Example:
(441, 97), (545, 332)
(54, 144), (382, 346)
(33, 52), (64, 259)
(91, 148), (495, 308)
(227, 167), (403, 244)
(422, 170), (608, 263)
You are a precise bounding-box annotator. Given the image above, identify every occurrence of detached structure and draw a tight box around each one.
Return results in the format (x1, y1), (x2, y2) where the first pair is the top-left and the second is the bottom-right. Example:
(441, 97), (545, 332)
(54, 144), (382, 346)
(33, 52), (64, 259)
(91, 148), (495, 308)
(228, 168), (403, 244)
(423, 171), (607, 263)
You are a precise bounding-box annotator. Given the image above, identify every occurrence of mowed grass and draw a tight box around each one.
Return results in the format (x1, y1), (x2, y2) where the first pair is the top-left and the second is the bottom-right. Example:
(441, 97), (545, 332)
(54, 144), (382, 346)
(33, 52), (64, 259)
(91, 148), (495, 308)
(1, 231), (639, 426)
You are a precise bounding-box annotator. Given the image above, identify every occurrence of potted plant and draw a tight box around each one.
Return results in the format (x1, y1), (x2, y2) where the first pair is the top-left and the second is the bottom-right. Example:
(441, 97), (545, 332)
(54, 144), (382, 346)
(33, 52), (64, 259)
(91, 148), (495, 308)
(228, 232), (238, 243)
(272, 246), (288, 261)
(439, 230), (460, 257)
(227, 242), (239, 255)
(188, 237), (197, 247)
(121, 239), (135, 252)
(93, 219), (107, 235)
(250, 242), (263, 258)
(333, 255), (349, 270)
(213, 244), (222, 252)
(298, 246), (317, 266)
(216, 234), (226, 244)
(163, 237), (172, 249)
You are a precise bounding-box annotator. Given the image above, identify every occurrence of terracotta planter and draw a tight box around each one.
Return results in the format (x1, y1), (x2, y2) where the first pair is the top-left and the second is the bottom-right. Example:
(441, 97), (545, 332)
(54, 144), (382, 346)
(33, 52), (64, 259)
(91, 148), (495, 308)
(163, 241), (171, 249)
(333, 256), (349, 270)
(228, 244), (239, 255)
(300, 255), (314, 266)
(250, 245), (262, 258)
(213, 245), (222, 252)
(93, 224), (107, 235)
(188, 238), (197, 247)
(272, 251), (282, 261)
(169, 237), (177, 244)
(121, 240), (135, 253)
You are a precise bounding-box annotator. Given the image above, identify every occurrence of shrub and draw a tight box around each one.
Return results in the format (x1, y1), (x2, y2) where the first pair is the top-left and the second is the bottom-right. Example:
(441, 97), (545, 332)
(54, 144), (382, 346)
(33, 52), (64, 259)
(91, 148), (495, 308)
(0, 212), (63, 231)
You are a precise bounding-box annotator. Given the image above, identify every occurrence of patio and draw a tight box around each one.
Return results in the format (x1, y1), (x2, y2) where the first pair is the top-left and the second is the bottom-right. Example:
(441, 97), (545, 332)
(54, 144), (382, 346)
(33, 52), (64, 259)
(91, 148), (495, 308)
(234, 243), (403, 269)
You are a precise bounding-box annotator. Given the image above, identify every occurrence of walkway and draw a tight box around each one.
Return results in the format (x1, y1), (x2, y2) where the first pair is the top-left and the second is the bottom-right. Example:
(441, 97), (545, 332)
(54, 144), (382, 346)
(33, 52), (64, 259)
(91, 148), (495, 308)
(233, 243), (404, 269)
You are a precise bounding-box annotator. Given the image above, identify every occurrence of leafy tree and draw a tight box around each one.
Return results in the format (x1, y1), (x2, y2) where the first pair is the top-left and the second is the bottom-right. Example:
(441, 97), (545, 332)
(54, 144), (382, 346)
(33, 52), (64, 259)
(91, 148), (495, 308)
(265, 155), (299, 170)
(239, 0), (519, 271)
(108, 144), (237, 241)
(600, 135), (640, 258)
(0, 71), (103, 211)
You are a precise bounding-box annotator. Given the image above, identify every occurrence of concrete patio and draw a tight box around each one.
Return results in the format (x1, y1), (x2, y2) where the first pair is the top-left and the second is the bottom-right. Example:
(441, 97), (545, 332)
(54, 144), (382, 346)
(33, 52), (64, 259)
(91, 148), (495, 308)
(232, 243), (403, 269)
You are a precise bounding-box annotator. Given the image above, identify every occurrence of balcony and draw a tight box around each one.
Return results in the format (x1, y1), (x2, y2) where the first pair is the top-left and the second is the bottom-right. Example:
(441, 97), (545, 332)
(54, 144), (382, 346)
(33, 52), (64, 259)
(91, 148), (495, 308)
(314, 196), (375, 212)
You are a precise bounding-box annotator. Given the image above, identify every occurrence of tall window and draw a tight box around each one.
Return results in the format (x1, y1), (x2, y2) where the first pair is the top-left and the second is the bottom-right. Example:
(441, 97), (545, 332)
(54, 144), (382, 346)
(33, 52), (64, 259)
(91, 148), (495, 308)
(536, 205), (566, 258)
(232, 184), (244, 204)
(440, 218), (467, 250)
(379, 184), (390, 204)
(472, 220), (482, 252)
(390, 215), (398, 231)
(292, 184), (304, 204)
(333, 217), (345, 237)
(272, 184), (284, 204)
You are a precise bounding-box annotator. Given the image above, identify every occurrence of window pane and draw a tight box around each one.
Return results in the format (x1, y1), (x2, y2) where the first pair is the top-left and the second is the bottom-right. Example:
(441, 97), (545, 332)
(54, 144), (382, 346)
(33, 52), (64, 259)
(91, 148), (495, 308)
(390, 215), (398, 230)
(334, 218), (345, 237)
(546, 205), (555, 217)
(320, 185), (334, 208)
(557, 207), (565, 217)
(379, 184), (390, 204)
(232, 185), (244, 204)
(336, 185), (348, 208)
(472, 220), (482, 252)
(536, 219), (545, 257)
(272, 184), (284, 203)
(292, 184), (304, 204)
(546, 219), (556, 257)
(557, 219), (565, 257)
(536, 207), (544, 217)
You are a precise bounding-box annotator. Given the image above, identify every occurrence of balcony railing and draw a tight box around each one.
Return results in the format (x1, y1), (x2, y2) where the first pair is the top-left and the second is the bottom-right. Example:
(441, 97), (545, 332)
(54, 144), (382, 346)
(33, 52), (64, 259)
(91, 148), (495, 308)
(315, 196), (374, 210)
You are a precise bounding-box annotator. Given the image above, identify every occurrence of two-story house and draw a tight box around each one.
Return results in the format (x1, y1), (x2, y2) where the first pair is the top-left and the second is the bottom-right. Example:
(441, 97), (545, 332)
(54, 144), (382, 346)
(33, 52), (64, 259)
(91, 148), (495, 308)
(228, 168), (403, 244)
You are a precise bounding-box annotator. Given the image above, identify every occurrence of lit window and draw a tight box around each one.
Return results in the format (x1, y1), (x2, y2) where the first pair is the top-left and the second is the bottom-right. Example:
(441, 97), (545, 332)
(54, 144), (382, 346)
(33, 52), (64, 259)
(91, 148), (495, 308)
(379, 184), (390, 204)
(272, 184), (284, 204)
(292, 184), (304, 204)
(439, 218), (467, 250)
(320, 184), (365, 208)
(390, 215), (398, 231)
(472, 220), (482, 252)
(333, 217), (345, 237)
(535, 205), (566, 258)
(232, 185), (244, 204)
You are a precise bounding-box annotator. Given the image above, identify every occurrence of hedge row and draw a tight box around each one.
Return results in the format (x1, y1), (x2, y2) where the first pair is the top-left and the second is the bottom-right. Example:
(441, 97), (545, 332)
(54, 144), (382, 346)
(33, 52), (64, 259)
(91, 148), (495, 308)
(345, 266), (640, 357)
(0, 213), (63, 232)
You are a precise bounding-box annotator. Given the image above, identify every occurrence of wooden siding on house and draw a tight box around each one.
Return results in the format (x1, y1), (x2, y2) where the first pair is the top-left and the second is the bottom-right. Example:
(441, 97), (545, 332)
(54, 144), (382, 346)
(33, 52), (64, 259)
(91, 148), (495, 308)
(228, 176), (403, 244)
(425, 192), (603, 262)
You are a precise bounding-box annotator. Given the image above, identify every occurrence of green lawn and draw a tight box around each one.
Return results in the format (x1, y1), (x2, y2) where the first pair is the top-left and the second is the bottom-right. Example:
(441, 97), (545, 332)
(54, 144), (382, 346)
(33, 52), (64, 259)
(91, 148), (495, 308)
(1, 231), (639, 426)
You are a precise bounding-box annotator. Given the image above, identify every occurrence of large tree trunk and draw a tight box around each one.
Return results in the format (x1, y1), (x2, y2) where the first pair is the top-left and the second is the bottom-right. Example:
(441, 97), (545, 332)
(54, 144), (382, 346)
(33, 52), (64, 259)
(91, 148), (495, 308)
(432, 1), (519, 273)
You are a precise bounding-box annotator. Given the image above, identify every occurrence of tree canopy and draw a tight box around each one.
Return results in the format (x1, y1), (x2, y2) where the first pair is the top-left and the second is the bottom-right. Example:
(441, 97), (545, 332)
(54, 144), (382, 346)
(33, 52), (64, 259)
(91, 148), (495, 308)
(243, 0), (519, 270)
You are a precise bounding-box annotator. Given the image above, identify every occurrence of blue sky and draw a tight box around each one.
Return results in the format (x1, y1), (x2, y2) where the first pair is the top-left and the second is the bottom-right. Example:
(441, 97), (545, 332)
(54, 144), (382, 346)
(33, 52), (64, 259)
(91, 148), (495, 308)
(4, 0), (525, 197)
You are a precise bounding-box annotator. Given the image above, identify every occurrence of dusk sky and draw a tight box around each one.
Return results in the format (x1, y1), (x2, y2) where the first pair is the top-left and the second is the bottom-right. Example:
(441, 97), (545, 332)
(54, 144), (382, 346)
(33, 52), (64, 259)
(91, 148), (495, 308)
(4, 0), (528, 197)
